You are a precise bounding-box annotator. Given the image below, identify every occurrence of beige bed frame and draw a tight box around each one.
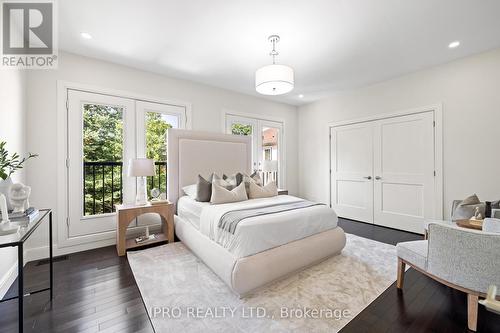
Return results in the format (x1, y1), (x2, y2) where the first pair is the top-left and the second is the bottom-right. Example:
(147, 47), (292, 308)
(167, 129), (346, 296)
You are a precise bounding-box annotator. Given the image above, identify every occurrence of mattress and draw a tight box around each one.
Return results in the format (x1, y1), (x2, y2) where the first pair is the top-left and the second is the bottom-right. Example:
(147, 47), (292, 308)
(177, 195), (209, 229)
(197, 195), (339, 258)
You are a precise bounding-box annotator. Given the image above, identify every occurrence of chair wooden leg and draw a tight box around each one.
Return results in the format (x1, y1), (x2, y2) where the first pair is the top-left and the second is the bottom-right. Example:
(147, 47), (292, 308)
(397, 258), (405, 290)
(467, 294), (478, 331)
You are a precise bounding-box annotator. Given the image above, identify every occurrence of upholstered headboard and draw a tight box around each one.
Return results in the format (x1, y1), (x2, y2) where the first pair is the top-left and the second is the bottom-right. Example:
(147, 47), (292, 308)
(167, 129), (252, 208)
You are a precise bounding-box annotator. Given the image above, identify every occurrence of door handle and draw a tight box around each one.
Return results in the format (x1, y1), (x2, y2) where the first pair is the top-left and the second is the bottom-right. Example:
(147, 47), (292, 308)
(375, 176), (382, 180)
(363, 176), (372, 180)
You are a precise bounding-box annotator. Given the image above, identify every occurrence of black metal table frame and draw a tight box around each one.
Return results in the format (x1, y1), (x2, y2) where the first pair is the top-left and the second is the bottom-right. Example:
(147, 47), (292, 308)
(0, 209), (53, 333)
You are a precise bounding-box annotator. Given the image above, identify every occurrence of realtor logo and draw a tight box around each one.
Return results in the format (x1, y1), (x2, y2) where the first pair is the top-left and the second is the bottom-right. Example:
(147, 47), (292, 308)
(1, 0), (58, 68)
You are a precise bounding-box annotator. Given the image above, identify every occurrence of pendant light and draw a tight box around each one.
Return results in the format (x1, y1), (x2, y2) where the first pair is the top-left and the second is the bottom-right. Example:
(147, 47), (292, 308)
(255, 35), (294, 95)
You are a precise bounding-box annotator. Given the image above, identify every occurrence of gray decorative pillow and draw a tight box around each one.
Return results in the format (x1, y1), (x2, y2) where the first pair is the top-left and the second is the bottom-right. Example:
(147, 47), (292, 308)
(491, 200), (500, 209)
(195, 174), (213, 202)
(459, 194), (481, 206)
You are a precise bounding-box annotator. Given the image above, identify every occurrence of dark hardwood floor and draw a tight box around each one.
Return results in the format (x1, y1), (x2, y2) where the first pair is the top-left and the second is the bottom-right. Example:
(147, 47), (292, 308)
(0, 219), (498, 332)
(338, 218), (500, 333)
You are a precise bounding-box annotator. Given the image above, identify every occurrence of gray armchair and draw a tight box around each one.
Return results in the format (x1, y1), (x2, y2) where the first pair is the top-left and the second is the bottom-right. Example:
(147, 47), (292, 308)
(396, 223), (500, 331)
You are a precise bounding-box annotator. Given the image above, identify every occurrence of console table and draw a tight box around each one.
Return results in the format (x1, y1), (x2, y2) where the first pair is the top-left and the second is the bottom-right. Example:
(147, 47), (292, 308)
(0, 209), (53, 333)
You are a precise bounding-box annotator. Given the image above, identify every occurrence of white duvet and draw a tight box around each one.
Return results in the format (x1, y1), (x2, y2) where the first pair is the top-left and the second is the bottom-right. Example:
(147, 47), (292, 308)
(193, 195), (338, 258)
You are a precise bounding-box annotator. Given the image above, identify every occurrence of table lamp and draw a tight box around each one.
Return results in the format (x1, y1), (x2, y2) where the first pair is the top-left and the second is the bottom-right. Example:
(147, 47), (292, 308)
(128, 158), (155, 205)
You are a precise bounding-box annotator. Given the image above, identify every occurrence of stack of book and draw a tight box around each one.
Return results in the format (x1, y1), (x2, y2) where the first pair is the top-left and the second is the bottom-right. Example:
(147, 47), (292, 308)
(0, 207), (39, 225)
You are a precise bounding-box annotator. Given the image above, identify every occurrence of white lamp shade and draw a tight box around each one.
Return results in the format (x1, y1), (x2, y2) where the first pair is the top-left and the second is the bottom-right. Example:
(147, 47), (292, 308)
(127, 158), (155, 177)
(261, 160), (278, 172)
(255, 64), (294, 95)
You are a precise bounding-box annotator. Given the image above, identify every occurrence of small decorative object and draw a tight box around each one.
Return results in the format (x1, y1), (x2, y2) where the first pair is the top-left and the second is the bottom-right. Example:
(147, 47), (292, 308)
(128, 158), (155, 205)
(149, 187), (168, 205)
(135, 226), (155, 244)
(9, 183), (31, 213)
(151, 188), (160, 200)
(471, 206), (483, 220)
(485, 201), (492, 218)
(0, 193), (19, 235)
(0, 141), (38, 210)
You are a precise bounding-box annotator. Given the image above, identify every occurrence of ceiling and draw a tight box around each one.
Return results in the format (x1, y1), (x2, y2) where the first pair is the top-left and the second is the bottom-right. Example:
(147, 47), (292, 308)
(59, 0), (500, 105)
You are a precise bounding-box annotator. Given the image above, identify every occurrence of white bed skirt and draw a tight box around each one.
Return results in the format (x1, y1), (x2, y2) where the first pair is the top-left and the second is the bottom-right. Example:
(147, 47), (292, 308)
(174, 215), (347, 296)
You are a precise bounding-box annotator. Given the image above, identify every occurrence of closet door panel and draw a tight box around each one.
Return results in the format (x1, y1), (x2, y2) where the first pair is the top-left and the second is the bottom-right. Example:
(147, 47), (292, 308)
(330, 123), (374, 223)
(373, 111), (435, 234)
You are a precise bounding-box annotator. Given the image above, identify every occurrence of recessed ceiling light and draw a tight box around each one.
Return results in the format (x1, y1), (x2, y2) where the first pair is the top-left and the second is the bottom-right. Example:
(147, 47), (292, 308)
(298, 94), (304, 98)
(448, 41), (460, 49)
(80, 32), (93, 40)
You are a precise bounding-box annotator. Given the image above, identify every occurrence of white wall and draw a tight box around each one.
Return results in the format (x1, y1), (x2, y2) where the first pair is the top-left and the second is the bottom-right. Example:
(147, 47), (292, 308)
(298, 48), (500, 219)
(0, 70), (27, 297)
(25, 52), (298, 253)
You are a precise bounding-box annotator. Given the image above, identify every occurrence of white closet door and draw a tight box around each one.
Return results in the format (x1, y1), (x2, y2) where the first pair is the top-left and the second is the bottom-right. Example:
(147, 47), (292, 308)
(373, 111), (435, 233)
(330, 123), (374, 223)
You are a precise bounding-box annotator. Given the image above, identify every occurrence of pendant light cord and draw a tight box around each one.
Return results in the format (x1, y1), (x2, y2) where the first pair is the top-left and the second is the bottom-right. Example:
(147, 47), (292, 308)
(269, 36), (280, 65)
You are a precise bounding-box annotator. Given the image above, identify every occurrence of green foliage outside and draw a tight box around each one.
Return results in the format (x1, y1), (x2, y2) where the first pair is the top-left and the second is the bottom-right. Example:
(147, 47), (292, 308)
(83, 106), (172, 216)
(231, 123), (252, 136)
(145, 112), (171, 198)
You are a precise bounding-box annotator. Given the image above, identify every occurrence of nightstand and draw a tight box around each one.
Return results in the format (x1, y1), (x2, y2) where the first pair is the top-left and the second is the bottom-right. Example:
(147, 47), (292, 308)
(115, 202), (174, 256)
(278, 189), (288, 195)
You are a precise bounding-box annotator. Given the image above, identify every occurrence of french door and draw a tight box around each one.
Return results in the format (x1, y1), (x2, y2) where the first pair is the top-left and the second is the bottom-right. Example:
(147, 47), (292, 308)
(331, 111), (436, 234)
(225, 114), (284, 187)
(67, 89), (185, 238)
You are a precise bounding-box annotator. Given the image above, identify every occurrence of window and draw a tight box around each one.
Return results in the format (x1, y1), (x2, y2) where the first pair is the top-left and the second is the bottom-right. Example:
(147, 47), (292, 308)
(144, 112), (179, 198)
(68, 90), (186, 238)
(83, 104), (124, 216)
(225, 113), (284, 187)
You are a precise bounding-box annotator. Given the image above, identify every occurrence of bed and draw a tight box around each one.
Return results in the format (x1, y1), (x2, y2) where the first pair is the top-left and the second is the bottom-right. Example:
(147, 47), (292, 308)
(168, 129), (346, 296)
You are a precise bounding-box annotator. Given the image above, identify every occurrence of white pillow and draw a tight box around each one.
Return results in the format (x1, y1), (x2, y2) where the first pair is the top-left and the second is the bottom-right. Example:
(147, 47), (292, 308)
(248, 181), (278, 199)
(210, 182), (248, 204)
(182, 184), (197, 199)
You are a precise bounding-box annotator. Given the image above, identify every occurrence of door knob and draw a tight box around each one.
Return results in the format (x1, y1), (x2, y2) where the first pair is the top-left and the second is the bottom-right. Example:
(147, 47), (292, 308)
(375, 176), (382, 180)
(363, 176), (372, 180)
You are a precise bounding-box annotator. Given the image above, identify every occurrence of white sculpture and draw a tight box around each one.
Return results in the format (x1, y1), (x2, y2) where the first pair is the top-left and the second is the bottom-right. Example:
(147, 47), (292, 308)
(9, 183), (31, 213)
(0, 193), (19, 235)
(472, 206), (483, 220)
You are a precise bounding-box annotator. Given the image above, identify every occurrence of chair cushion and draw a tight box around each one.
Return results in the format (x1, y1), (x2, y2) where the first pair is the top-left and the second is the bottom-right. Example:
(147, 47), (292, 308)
(396, 240), (428, 270)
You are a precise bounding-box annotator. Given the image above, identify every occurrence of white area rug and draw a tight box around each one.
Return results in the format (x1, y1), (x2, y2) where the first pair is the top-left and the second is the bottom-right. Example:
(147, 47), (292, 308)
(128, 234), (399, 333)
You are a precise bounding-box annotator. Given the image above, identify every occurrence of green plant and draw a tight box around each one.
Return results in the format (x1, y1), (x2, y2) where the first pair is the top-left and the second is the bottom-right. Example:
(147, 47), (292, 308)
(0, 141), (38, 180)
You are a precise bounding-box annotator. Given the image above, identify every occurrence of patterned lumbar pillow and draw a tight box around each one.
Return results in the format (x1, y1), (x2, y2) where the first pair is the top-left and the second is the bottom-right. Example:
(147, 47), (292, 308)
(241, 172), (263, 192)
(212, 173), (234, 190)
(223, 173), (243, 187)
(248, 181), (278, 199)
(210, 182), (248, 204)
(195, 174), (213, 202)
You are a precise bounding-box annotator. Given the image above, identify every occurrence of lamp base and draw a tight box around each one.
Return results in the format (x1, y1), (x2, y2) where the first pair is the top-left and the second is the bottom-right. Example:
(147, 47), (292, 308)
(135, 176), (148, 205)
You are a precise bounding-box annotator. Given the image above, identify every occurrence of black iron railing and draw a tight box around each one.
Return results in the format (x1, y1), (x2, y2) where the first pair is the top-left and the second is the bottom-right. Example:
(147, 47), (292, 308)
(83, 161), (167, 216)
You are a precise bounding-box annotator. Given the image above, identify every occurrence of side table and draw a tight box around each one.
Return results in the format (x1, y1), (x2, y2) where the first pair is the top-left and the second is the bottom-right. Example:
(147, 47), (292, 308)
(115, 202), (174, 256)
